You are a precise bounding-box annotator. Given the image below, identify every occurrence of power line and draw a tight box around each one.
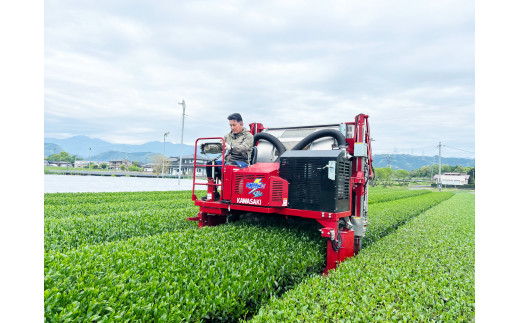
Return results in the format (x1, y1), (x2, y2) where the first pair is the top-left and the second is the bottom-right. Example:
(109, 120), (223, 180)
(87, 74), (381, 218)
(374, 144), (474, 155)
(184, 113), (223, 129)
(442, 145), (474, 154)
(168, 109), (224, 130)
(373, 145), (438, 151)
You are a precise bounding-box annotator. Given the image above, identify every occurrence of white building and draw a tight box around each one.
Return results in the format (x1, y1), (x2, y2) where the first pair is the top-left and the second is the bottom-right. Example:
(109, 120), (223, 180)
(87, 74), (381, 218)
(74, 160), (98, 168)
(142, 163), (156, 172)
(168, 154), (210, 176)
(434, 173), (470, 185)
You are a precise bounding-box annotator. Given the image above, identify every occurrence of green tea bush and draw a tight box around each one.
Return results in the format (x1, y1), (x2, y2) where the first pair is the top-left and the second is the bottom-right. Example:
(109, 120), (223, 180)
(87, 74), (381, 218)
(251, 192), (474, 322)
(44, 189), (457, 321)
(45, 208), (198, 252)
(45, 198), (193, 219)
(44, 191), (204, 218)
(364, 192), (454, 247)
(44, 191), (201, 206)
(44, 191), (165, 206)
(368, 189), (430, 204)
(45, 225), (324, 322)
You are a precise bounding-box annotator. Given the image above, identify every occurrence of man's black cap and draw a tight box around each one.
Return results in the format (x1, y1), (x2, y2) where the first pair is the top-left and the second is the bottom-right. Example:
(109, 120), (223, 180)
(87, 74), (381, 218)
(227, 113), (243, 122)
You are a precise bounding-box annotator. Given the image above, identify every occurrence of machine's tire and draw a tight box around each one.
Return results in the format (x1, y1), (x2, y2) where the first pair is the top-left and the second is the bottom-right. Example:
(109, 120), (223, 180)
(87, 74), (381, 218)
(291, 129), (347, 151)
(253, 132), (286, 163)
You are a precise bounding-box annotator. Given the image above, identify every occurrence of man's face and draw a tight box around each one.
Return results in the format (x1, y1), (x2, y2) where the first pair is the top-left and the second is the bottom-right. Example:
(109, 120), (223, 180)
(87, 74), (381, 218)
(229, 119), (243, 134)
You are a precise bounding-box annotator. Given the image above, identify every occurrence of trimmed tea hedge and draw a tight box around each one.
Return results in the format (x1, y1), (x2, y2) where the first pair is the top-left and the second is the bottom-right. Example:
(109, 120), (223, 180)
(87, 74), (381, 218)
(44, 208), (198, 252)
(364, 192), (454, 247)
(44, 198), (193, 219)
(44, 224), (324, 322)
(44, 191), (450, 253)
(44, 189), (422, 218)
(368, 189), (430, 204)
(251, 192), (474, 322)
(44, 191), (183, 206)
(44, 189), (458, 321)
(44, 191), (205, 219)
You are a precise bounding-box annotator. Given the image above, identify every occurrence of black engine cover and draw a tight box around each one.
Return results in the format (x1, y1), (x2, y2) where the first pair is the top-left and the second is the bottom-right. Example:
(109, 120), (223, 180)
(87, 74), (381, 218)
(279, 150), (351, 213)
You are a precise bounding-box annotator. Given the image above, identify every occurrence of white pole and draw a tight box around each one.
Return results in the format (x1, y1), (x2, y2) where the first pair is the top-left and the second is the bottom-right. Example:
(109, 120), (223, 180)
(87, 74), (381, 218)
(438, 141), (442, 191)
(178, 100), (186, 185)
(162, 132), (169, 177)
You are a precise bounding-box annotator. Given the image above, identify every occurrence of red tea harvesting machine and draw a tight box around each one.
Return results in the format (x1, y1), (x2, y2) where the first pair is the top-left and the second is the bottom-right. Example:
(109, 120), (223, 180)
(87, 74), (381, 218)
(188, 114), (374, 273)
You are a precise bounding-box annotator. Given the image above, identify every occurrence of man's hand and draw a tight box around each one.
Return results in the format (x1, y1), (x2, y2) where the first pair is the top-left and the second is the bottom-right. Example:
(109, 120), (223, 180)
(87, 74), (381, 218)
(225, 144), (233, 154)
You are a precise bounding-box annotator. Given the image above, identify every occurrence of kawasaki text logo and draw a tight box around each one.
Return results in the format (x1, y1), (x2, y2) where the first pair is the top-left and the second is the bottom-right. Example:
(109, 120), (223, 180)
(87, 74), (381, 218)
(236, 197), (262, 205)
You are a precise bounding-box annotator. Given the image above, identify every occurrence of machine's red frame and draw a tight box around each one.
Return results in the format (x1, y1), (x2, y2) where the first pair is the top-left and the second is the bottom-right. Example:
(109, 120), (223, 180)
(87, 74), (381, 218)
(189, 114), (373, 274)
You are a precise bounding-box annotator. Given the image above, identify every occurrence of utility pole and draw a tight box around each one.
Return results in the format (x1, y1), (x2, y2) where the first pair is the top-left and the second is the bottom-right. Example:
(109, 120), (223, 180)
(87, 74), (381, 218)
(437, 142), (442, 191)
(178, 100), (186, 185)
(162, 132), (169, 177)
(88, 147), (92, 171)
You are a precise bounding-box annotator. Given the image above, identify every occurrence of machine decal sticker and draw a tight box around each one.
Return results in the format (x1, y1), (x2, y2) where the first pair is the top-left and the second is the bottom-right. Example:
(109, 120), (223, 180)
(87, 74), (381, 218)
(236, 197), (262, 205)
(252, 191), (263, 197)
(246, 178), (266, 197)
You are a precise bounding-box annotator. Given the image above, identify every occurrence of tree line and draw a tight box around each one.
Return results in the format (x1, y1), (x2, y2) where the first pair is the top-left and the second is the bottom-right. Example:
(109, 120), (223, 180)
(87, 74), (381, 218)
(45, 150), (164, 173)
(46, 150), (475, 181)
(45, 151), (81, 163)
(372, 164), (475, 187)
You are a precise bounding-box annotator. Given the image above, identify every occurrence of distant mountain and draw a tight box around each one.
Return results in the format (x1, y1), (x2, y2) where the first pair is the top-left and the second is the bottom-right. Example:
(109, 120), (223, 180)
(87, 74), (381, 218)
(44, 135), (195, 160)
(44, 136), (475, 171)
(44, 143), (64, 156)
(372, 154), (474, 171)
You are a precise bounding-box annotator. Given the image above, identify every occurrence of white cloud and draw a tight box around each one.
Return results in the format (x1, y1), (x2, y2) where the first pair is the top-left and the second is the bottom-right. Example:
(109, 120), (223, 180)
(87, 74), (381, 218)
(44, 0), (474, 157)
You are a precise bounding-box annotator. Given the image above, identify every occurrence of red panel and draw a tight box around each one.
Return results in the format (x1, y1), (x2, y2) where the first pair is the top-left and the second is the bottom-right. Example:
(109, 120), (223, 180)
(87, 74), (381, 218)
(268, 176), (288, 207)
(324, 230), (355, 274)
(239, 162), (280, 175)
(199, 206), (229, 215)
(231, 163), (282, 207)
(338, 230), (355, 260)
(232, 172), (270, 206)
(222, 165), (239, 200)
(226, 204), (279, 213)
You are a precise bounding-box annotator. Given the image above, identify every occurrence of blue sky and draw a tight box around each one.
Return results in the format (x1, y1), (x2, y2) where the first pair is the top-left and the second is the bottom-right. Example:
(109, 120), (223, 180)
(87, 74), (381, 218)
(44, 0), (475, 157)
